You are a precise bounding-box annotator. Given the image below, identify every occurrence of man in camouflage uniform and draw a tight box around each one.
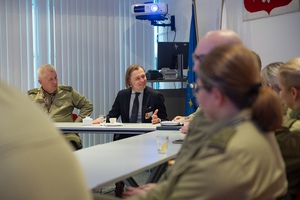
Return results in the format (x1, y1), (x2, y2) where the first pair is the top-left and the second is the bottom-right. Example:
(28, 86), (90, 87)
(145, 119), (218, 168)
(27, 64), (93, 150)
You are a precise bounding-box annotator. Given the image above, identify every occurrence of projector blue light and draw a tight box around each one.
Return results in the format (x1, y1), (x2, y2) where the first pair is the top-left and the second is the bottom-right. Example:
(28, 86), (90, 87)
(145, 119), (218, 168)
(150, 4), (159, 12)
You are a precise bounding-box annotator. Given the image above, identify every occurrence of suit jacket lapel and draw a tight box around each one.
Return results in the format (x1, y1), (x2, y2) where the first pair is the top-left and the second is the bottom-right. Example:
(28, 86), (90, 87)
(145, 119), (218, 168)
(124, 89), (132, 122)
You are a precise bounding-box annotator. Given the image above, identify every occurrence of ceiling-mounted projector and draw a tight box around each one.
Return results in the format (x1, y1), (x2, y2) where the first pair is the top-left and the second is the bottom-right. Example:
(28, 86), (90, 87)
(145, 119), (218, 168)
(131, 3), (168, 16)
(131, 2), (174, 31)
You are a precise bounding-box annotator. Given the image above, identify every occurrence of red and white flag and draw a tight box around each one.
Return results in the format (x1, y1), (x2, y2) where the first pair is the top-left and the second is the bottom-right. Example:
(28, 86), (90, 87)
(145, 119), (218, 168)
(243, 0), (300, 21)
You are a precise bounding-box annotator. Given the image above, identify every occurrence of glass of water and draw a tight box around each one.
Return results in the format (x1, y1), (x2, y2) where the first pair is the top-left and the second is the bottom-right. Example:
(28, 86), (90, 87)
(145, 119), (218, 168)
(156, 136), (169, 154)
(99, 115), (106, 126)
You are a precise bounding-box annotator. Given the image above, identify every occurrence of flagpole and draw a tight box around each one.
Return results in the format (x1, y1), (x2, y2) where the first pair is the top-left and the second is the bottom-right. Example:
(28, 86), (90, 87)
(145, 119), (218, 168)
(220, 0), (225, 29)
(192, 0), (199, 43)
(186, 0), (199, 115)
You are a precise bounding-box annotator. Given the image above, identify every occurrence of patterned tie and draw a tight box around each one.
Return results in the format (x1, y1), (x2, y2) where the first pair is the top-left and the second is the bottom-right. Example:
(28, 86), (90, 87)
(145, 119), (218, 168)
(129, 92), (140, 123)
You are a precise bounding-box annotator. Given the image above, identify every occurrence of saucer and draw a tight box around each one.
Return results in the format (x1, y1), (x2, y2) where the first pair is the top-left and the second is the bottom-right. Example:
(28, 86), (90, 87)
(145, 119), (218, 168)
(161, 121), (180, 126)
(106, 123), (123, 126)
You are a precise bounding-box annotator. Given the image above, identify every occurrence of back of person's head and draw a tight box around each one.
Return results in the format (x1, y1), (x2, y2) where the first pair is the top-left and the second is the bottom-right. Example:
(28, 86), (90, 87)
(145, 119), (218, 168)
(278, 58), (300, 90)
(252, 51), (262, 71)
(125, 64), (144, 89)
(261, 62), (284, 93)
(38, 64), (56, 79)
(193, 30), (242, 72)
(198, 44), (283, 132)
(205, 30), (242, 45)
(200, 30), (242, 53)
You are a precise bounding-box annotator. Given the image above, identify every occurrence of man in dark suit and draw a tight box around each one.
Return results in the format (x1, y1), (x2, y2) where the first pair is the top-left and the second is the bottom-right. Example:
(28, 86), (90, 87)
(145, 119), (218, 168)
(108, 86), (166, 124)
(109, 64), (167, 140)
(93, 64), (167, 140)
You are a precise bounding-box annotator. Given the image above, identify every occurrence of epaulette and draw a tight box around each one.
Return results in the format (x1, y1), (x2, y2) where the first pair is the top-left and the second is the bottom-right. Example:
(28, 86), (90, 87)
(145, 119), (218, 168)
(27, 88), (39, 95)
(59, 85), (72, 92)
(283, 118), (298, 129)
(208, 127), (236, 151)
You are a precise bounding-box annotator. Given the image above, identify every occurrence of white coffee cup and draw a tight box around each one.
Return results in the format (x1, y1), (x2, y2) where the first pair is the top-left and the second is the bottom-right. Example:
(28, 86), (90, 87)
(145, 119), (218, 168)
(83, 116), (93, 126)
(110, 118), (117, 124)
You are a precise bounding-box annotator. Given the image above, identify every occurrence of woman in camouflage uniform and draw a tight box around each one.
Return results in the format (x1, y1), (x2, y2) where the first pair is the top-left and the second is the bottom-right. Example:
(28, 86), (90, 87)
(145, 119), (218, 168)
(276, 58), (300, 200)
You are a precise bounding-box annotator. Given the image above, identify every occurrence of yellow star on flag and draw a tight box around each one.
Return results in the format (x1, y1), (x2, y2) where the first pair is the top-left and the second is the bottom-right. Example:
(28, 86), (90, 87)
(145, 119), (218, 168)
(187, 66), (190, 72)
(186, 80), (189, 85)
(188, 99), (193, 106)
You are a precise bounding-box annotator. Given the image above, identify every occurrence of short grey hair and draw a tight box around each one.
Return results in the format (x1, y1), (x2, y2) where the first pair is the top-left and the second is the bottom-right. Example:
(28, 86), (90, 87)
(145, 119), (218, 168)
(38, 64), (56, 79)
(261, 62), (283, 92)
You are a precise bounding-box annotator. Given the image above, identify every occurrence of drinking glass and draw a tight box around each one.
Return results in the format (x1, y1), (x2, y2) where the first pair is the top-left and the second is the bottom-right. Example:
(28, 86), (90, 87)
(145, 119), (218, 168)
(99, 115), (106, 126)
(156, 136), (169, 154)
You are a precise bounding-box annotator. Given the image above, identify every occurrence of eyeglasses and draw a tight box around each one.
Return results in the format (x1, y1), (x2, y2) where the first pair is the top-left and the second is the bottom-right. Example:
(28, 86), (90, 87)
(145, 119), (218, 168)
(190, 82), (205, 97)
(192, 53), (207, 63)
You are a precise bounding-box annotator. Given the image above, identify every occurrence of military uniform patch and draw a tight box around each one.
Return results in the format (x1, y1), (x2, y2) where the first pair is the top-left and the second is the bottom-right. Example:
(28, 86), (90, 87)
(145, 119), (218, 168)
(60, 85), (72, 91)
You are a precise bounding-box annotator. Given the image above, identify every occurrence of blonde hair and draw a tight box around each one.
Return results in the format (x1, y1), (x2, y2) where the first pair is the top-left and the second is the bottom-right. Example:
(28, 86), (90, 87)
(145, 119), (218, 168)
(38, 64), (56, 79)
(261, 62), (283, 93)
(125, 64), (144, 89)
(198, 44), (283, 132)
(278, 58), (300, 90)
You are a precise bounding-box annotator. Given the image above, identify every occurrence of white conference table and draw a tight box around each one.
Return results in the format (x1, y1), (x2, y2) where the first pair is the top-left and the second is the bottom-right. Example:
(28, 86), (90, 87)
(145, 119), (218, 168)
(55, 122), (159, 134)
(74, 130), (184, 190)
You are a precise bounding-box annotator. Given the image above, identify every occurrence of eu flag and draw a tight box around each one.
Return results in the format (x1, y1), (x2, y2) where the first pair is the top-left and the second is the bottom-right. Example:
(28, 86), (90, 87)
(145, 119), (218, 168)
(185, 4), (198, 116)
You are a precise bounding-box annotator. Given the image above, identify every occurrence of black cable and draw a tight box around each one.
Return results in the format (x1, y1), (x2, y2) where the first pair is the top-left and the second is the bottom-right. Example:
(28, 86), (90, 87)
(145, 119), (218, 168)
(167, 26), (169, 42)
(171, 15), (176, 42)
(173, 29), (176, 42)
